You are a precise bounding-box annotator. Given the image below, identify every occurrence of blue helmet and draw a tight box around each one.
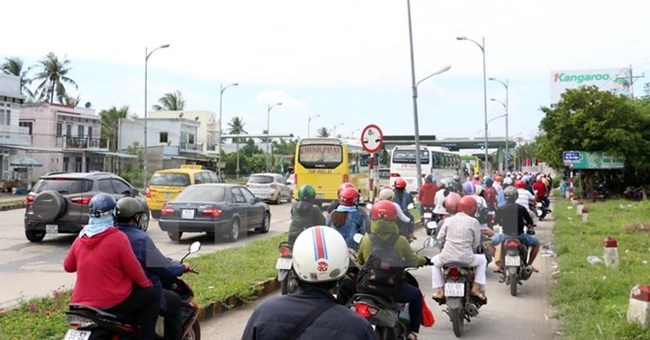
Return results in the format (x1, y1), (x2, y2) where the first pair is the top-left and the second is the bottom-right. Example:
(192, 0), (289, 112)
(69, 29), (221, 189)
(462, 181), (475, 196)
(89, 193), (117, 218)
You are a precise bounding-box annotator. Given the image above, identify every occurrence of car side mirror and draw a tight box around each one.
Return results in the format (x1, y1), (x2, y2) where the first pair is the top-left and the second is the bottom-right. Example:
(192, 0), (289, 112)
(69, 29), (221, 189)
(132, 188), (140, 196)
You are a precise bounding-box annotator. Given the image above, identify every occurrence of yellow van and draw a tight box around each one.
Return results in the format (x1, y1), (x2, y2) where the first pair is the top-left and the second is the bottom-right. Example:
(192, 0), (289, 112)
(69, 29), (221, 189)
(145, 165), (222, 218)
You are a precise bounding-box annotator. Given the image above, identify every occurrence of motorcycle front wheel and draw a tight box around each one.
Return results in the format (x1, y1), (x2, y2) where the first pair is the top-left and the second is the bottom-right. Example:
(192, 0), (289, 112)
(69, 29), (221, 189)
(450, 307), (465, 337)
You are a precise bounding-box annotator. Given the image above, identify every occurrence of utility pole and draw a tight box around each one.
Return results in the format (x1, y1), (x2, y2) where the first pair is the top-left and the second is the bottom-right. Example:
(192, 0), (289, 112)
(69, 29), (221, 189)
(628, 65), (645, 99)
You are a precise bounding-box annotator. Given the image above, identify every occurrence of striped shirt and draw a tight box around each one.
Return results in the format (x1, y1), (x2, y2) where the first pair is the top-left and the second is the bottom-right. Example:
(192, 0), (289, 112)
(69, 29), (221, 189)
(436, 212), (482, 265)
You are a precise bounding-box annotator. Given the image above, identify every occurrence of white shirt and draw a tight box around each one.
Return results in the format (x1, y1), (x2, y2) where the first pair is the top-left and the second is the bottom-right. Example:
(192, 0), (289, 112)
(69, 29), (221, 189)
(516, 188), (534, 208)
(433, 190), (448, 214)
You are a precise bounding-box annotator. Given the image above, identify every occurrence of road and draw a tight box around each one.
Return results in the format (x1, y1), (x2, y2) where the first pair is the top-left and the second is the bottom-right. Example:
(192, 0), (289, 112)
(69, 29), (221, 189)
(0, 202), (293, 310)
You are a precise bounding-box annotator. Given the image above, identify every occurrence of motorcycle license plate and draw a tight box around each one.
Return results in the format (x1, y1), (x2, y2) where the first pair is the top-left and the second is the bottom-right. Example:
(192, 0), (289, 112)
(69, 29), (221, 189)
(505, 255), (520, 267)
(64, 329), (91, 340)
(444, 283), (464, 297)
(423, 212), (433, 219)
(275, 257), (292, 270)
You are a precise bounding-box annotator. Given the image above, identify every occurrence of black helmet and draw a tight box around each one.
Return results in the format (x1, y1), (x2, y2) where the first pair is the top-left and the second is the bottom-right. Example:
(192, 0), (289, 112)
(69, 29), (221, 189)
(114, 197), (146, 227)
(504, 186), (519, 203)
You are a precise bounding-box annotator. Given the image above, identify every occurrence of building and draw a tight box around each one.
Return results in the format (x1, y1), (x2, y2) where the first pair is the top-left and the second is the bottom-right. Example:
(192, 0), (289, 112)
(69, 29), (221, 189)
(0, 74), (29, 180)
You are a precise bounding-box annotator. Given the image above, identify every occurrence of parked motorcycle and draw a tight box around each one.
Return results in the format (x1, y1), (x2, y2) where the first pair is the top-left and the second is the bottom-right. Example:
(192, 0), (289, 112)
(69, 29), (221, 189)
(64, 241), (202, 340)
(276, 241), (298, 295)
(499, 233), (534, 297)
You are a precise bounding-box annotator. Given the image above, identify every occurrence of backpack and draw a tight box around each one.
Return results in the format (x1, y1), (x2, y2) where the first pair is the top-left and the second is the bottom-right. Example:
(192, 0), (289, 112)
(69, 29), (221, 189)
(356, 233), (405, 300)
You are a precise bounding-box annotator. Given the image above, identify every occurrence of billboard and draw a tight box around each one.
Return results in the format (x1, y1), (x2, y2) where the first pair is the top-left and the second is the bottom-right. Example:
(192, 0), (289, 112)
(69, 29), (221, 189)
(550, 68), (631, 107)
(562, 150), (625, 169)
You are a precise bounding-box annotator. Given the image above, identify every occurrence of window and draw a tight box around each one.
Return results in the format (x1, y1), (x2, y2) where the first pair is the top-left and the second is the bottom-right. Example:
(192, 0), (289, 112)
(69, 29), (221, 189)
(160, 132), (168, 143)
(194, 172), (209, 184)
(56, 122), (63, 136)
(88, 126), (93, 139)
(77, 125), (84, 137)
(66, 125), (72, 137)
(188, 133), (195, 144)
(241, 187), (256, 203)
(98, 179), (114, 193)
(207, 172), (220, 183)
(231, 187), (247, 203)
(19, 122), (33, 135)
(111, 179), (132, 195)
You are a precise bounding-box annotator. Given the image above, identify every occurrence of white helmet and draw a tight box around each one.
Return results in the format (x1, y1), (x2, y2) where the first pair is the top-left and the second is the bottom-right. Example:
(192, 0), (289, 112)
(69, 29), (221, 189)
(292, 226), (349, 283)
(378, 188), (395, 200)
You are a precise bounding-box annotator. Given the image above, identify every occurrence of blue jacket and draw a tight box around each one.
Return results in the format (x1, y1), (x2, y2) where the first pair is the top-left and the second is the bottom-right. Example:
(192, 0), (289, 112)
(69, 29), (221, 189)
(242, 287), (376, 340)
(327, 209), (366, 250)
(116, 223), (185, 310)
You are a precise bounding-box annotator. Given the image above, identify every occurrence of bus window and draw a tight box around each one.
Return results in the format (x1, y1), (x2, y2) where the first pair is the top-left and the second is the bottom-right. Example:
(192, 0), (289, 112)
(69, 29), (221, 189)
(298, 144), (343, 169)
(393, 149), (430, 164)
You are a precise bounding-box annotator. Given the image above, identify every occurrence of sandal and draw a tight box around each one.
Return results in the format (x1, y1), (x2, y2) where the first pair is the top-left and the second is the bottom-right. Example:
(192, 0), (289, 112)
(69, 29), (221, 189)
(470, 291), (487, 302)
(407, 332), (418, 340)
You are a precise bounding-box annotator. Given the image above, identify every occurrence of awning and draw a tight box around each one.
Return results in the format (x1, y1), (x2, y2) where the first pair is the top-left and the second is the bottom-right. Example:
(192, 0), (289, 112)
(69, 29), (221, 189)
(0, 144), (64, 153)
(171, 155), (209, 161)
(86, 150), (138, 159)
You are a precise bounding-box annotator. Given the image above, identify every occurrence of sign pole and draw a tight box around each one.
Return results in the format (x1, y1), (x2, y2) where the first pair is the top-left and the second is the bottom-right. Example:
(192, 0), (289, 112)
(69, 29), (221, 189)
(368, 153), (375, 203)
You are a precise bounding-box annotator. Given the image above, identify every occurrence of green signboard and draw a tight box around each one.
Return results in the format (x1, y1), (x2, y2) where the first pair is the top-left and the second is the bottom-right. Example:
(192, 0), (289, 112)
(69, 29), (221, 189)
(563, 151), (624, 169)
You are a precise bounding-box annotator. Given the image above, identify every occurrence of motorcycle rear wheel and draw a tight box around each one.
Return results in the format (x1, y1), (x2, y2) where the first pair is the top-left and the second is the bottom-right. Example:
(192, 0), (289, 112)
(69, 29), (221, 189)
(451, 307), (465, 337)
(510, 273), (519, 296)
(183, 319), (201, 340)
(375, 326), (396, 340)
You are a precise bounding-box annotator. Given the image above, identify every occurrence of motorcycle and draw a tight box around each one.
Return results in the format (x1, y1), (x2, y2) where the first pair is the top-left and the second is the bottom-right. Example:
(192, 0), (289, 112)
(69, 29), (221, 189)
(349, 236), (435, 339)
(499, 231), (534, 297)
(64, 241), (202, 340)
(276, 241), (298, 295)
(534, 197), (550, 221)
(421, 205), (435, 236)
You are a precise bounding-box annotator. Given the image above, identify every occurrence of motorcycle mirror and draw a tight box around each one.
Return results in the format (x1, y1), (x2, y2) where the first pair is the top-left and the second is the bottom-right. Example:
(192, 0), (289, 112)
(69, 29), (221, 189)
(353, 233), (364, 244)
(426, 221), (438, 230)
(423, 237), (438, 248)
(365, 203), (372, 210)
(407, 203), (414, 210)
(189, 241), (201, 254)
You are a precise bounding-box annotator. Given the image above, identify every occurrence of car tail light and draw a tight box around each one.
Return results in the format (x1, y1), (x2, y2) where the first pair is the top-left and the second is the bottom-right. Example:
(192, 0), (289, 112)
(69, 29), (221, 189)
(70, 196), (91, 205)
(343, 174), (349, 183)
(145, 187), (151, 198)
(161, 205), (174, 216)
(351, 303), (378, 318)
(505, 240), (520, 248)
(26, 195), (35, 204)
(390, 172), (401, 177)
(202, 207), (221, 217)
(448, 267), (461, 281)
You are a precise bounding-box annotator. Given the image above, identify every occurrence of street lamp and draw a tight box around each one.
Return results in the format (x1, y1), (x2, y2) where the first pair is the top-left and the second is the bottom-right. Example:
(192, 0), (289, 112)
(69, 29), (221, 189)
(489, 77), (509, 171)
(457, 35), (488, 175)
(490, 97), (508, 172)
(266, 102), (282, 172)
(307, 114), (320, 138)
(331, 122), (344, 137)
(143, 43), (170, 188)
(218, 82), (239, 177)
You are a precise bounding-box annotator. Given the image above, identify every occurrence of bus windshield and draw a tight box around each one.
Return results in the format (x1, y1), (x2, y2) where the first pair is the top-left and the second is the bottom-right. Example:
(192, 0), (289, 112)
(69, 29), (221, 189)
(298, 144), (343, 169)
(392, 149), (430, 164)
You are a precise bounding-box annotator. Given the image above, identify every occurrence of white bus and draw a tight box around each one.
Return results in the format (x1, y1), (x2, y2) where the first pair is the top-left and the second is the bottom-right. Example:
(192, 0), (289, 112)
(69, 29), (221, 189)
(389, 145), (461, 193)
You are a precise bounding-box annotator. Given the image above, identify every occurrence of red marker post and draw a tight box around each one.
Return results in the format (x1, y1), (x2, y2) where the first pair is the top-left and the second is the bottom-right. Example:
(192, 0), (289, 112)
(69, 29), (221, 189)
(360, 124), (383, 203)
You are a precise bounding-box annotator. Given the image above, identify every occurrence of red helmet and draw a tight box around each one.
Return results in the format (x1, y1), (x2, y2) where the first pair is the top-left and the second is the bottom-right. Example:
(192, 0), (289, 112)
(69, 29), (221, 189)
(514, 179), (526, 189)
(338, 187), (359, 206)
(337, 182), (356, 197)
(371, 200), (397, 220)
(444, 192), (462, 214)
(394, 178), (407, 189)
(458, 196), (478, 216)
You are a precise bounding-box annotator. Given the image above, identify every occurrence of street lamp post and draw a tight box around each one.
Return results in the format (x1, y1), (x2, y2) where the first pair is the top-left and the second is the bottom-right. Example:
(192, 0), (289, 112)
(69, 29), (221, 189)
(331, 123), (344, 137)
(218, 82), (239, 177)
(143, 44), (170, 188)
(489, 77), (509, 171)
(266, 102), (282, 172)
(457, 36), (488, 175)
(490, 97), (508, 172)
(307, 114), (320, 138)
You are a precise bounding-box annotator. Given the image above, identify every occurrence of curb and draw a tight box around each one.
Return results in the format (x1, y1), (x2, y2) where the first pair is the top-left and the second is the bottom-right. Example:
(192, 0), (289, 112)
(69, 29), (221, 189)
(0, 203), (25, 211)
(197, 277), (279, 321)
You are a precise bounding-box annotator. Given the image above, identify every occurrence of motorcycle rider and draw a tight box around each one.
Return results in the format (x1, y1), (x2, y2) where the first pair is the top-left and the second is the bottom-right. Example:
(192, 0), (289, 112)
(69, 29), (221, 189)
(483, 177), (498, 211)
(288, 184), (326, 246)
(533, 175), (551, 211)
(393, 178), (416, 241)
(431, 195), (488, 302)
(378, 187), (412, 224)
(327, 182), (356, 214)
(417, 174), (439, 216)
(515, 179), (536, 221)
(63, 194), (160, 340)
(115, 197), (192, 340)
(492, 186), (540, 272)
(327, 187), (367, 251)
(242, 226), (376, 340)
(356, 200), (430, 340)
(432, 179), (452, 216)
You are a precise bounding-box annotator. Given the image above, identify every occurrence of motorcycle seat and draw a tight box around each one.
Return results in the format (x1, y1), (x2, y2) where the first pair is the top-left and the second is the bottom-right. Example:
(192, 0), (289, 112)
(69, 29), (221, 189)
(69, 304), (119, 319)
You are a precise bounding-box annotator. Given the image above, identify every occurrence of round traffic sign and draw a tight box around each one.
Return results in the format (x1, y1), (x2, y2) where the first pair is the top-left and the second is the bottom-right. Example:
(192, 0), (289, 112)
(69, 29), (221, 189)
(360, 124), (384, 153)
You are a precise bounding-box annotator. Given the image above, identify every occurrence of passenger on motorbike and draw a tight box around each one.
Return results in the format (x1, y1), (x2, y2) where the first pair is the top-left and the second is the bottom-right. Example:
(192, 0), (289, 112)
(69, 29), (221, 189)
(327, 182), (371, 229)
(515, 179), (536, 219)
(288, 184), (326, 246)
(356, 201), (430, 340)
(491, 186), (540, 273)
(393, 178), (416, 241)
(451, 175), (464, 194)
(483, 177), (498, 211)
(494, 175), (507, 207)
(115, 197), (193, 340)
(417, 174), (439, 216)
(327, 187), (367, 251)
(63, 194), (160, 340)
(242, 226), (376, 340)
(378, 188), (412, 224)
(533, 175), (551, 210)
(431, 195), (488, 302)
(432, 179), (452, 216)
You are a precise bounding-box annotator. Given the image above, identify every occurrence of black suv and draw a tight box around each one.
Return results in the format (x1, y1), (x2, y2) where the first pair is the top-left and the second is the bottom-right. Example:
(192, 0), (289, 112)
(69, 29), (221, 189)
(24, 172), (149, 242)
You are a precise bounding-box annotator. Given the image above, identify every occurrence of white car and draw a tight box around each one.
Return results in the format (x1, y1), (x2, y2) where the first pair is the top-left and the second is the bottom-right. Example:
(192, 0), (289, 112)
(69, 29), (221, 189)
(246, 173), (293, 204)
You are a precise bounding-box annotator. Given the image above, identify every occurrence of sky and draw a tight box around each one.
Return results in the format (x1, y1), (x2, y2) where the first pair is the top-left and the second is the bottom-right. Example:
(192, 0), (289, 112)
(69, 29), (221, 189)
(4, 0), (650, 147)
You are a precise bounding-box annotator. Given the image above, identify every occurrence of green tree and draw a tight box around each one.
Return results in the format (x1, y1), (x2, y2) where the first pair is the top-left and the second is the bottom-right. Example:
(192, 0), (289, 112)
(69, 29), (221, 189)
(227, 117), (247, 143)
(512, 142), (538, 169)
(99, 106), (130, 152)
(32, 52), (78, 104)
(61, 93), (80, 107)
(153, 90), (185, 110)
(240, 138), (262, 157)
(1, 57), (33, 99)
(316, 127), (330, 137)
(272, 138), (297, 156)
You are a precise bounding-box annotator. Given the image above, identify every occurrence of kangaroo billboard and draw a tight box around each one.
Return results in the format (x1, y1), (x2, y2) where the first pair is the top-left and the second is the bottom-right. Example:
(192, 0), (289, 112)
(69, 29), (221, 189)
(550, 68), (631, 107)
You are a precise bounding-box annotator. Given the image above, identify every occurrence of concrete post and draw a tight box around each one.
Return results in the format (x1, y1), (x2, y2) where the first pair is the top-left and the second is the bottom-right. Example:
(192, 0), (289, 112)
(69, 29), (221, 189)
(627, 284), (650, 329)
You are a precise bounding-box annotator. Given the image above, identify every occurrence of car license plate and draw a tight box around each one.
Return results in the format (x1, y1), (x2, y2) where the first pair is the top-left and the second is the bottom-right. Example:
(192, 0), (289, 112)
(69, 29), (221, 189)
(275, 257), (292, 270)
(423, 212), (432, 219)
(164, 192), (172, 199)
(181, 209), (195, 219)
(444, 282), (464, 297)
(46, 224), (58, 234)
(505, 255), (520, 266)
(64, 329), (91, 340)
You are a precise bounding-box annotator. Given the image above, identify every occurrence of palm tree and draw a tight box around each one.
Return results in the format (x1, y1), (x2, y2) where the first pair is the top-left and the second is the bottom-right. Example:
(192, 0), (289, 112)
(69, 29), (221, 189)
(99, 106), (130, 152)
(32, 52), (78, 104)
(228, 117), (247, 143)
(61, 93), (81, 107)
(317, 127), (330, 137)
(153, 90), (185, 110)
(1, 57), (34, 99)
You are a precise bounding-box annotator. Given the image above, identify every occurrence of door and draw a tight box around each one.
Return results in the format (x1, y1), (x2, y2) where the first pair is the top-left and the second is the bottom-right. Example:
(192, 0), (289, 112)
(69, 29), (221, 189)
(230, 187), (250, 229)
(240, 186), (263, 226)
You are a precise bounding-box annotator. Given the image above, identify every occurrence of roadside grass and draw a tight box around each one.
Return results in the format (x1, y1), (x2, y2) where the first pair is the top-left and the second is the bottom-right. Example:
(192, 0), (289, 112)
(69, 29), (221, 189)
(0, 233), (286, 338)
(0, 198), (25, 208)
(552, 198), (650, 339)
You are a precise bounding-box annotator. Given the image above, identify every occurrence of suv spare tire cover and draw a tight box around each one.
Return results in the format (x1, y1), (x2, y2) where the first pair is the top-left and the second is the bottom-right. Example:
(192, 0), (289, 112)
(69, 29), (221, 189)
(32, 190), (67, 221)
